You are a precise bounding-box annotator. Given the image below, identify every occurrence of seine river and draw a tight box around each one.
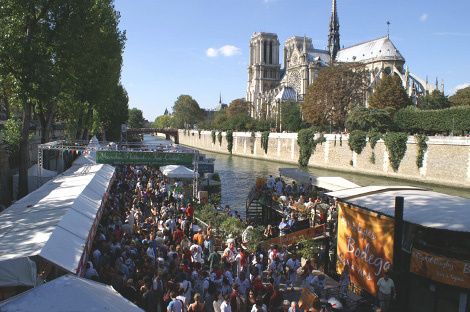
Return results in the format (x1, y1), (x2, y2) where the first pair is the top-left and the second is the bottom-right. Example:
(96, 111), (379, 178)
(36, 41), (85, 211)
(143, 135), (470, 214)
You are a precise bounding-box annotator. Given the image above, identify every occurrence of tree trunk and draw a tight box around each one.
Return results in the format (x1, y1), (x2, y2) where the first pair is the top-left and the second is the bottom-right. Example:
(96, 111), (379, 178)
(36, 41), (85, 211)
(18, 102), (31, 198)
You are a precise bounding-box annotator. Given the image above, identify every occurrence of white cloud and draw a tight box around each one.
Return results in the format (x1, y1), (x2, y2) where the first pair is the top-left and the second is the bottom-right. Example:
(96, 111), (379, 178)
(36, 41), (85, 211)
(452, 83), (470, 94)
(206, 45), (241, 58)
(420, 13), (428, 22)
(206, 48), (218, 58)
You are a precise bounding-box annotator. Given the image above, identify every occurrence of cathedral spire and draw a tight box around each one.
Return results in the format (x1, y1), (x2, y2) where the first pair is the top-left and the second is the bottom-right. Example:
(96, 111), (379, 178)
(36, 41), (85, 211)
(328, 0), (340, 62)
(219, 92), (222, 104)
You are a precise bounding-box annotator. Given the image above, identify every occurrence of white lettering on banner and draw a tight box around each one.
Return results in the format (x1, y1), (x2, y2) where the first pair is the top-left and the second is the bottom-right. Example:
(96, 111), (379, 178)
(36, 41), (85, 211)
(346, 236), (391, 276)
(340, 216), (377, 241)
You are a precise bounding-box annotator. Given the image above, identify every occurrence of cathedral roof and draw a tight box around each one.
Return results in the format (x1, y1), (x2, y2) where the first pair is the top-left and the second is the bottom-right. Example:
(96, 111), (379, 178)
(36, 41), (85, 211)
(275, 86), (297, 101)
(336, 36), (405, 63)
(308, 49), (330, 65)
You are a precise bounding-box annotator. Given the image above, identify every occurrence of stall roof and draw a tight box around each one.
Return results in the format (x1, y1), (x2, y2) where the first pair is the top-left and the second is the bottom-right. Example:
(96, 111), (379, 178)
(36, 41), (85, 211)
(279, 168), (360, 191)
(0, 275), (143, 312)
(0, 163), (115, 274)
(161, 165), (198, 179)
(327, 186), (470, 232)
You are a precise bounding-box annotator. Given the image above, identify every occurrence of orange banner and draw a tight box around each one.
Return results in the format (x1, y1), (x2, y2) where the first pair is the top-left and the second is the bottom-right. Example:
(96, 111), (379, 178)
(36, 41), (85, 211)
(410, 248), (470, 289)
(336, 202), (394, 295)
(260, 224), (326, 249)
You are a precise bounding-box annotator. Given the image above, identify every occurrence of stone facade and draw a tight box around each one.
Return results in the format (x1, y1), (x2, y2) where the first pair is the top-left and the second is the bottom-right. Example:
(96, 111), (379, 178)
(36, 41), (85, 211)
(180, 130), (470, 189)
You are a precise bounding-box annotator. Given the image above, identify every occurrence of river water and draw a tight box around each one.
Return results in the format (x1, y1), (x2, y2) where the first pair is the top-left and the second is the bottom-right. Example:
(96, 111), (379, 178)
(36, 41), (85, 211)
(143, 135), (470, 214)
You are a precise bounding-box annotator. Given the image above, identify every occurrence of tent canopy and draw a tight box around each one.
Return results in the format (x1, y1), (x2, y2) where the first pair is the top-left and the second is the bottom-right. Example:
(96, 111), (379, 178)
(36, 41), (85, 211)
(161, 165), (198, 179)
(327, 186), (470, 232)
(279, 168), (360, 191)
(0, 258), (37, 287)
(0, 163), (115, 284)
(0, 275), (143, 312)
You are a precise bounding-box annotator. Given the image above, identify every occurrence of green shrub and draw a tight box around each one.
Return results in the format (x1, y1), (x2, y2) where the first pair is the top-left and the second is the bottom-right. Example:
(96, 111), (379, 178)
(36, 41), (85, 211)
(346, 107), (394, 132)
(384, 132), (408, 172)
(297, 128), (325, 167)
(368, 131), (381, 164)
(250, 131), (256, 154)
(415, 134), (428, 169)
(226, 130), (233, 154)
(348, 130), (368, 154)
(217, 131), (222, 146)
(394, 105), (470, 135)
(211, 130), (216, 144)
(198, 129), (201, 139)
(220, 217), (245, 239)
(261, 131), (269, 154)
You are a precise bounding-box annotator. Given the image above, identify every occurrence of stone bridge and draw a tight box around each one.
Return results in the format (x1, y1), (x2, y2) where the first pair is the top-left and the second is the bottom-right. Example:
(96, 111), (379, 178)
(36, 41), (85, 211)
(125, 128), (179, 143)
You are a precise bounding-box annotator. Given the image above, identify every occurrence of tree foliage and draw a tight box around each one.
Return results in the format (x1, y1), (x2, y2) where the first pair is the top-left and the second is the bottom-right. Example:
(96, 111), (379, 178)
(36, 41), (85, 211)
(281, 101), (306, 132)
(368, 75), (411, 111)
(0, 118), (21, 154)
(226, 130), (233, 154)
(302, 64), (368, 129)
(394, 105), (470, 135)
(0, 0), (127, 196)
(226, 98), (250, 117)
(154, 114), (174, 129)
(172, 95), (203, 128)
(128, 108), (146, 129)
(449, 86), (470, 107)
(345, 107), (394, 133)
(417, 90), (450, 110)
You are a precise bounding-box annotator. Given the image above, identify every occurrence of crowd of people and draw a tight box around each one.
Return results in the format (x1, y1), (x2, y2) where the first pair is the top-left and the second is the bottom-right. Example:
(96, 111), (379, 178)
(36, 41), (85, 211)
(87, 165), (333, 312)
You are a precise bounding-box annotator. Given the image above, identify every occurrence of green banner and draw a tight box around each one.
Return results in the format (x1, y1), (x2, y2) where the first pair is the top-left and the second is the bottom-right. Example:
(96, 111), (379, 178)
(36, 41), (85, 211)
(96, 151), (194, 166)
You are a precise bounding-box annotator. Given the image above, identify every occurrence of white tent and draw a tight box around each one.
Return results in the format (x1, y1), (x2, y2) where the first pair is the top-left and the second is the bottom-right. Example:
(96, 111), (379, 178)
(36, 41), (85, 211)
(279, 168), (360, 191)
(12, 164), (57, 199)
(0, 258), (37, 287)
(0, 163), (115, 287)
(161, 165), (198, 179)
(0, 275), (143, 312)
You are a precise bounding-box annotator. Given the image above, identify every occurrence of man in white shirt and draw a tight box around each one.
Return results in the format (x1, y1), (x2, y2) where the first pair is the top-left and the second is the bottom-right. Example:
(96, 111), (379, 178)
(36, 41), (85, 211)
(377, 272), (395, 312)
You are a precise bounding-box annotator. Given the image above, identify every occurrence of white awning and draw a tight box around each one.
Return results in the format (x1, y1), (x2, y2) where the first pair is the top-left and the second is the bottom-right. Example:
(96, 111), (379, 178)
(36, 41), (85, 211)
(0, 275), (143, 312)
(327, 186), (470, 232)
(279, 168), (360, 191)
(161, 165), (198, 179)
(0, 258), (37, 287)
(0, 163), (115, 283)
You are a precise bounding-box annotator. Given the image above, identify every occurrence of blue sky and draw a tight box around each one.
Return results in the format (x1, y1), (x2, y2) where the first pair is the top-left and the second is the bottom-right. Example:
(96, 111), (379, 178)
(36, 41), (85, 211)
(114, 0), (470, 121)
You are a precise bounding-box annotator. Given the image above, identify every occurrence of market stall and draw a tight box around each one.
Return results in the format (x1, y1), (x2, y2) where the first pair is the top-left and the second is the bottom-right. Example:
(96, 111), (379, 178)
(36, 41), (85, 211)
(0, 163), (115, 299)
(0, 275), (143, 312)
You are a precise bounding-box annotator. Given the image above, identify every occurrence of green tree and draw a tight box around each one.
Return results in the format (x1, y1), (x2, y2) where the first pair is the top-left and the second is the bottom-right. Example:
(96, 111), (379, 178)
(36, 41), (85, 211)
(172, 95), (203, 128)
(449, 86), (470, 107)
(281, 101), (305, 132)
(345, 107), (394, 132)
(226, 98), (250, 117)
(302, 64), (368, 130)
(154, 114), (174, 129)
(368, 75), (411, 111)
(417, 90), (450, 110)
(0, 118), (21, 155)
(128, 108), (146, 129)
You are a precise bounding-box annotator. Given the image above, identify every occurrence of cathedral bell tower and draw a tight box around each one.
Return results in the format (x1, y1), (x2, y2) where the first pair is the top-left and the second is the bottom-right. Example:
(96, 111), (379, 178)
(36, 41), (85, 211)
(246, 32), (281, 118)
(328, 0), (340, 62)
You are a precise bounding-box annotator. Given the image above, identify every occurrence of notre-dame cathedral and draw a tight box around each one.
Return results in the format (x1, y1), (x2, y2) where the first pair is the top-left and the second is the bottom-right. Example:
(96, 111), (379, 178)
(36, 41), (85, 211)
(246, 0), (438, 120)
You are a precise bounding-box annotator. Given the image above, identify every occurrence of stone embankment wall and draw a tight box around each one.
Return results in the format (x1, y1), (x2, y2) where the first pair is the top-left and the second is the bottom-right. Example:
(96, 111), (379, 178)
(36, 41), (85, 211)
(179, 130), (470, 189)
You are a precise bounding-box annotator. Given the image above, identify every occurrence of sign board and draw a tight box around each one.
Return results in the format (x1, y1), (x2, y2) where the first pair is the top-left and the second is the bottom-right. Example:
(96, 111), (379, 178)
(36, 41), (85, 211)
(336, 202), (394, 296)
(410, 248), (470, 289)
(260, 224), (326, 249)
(96, 151), (194, 166)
